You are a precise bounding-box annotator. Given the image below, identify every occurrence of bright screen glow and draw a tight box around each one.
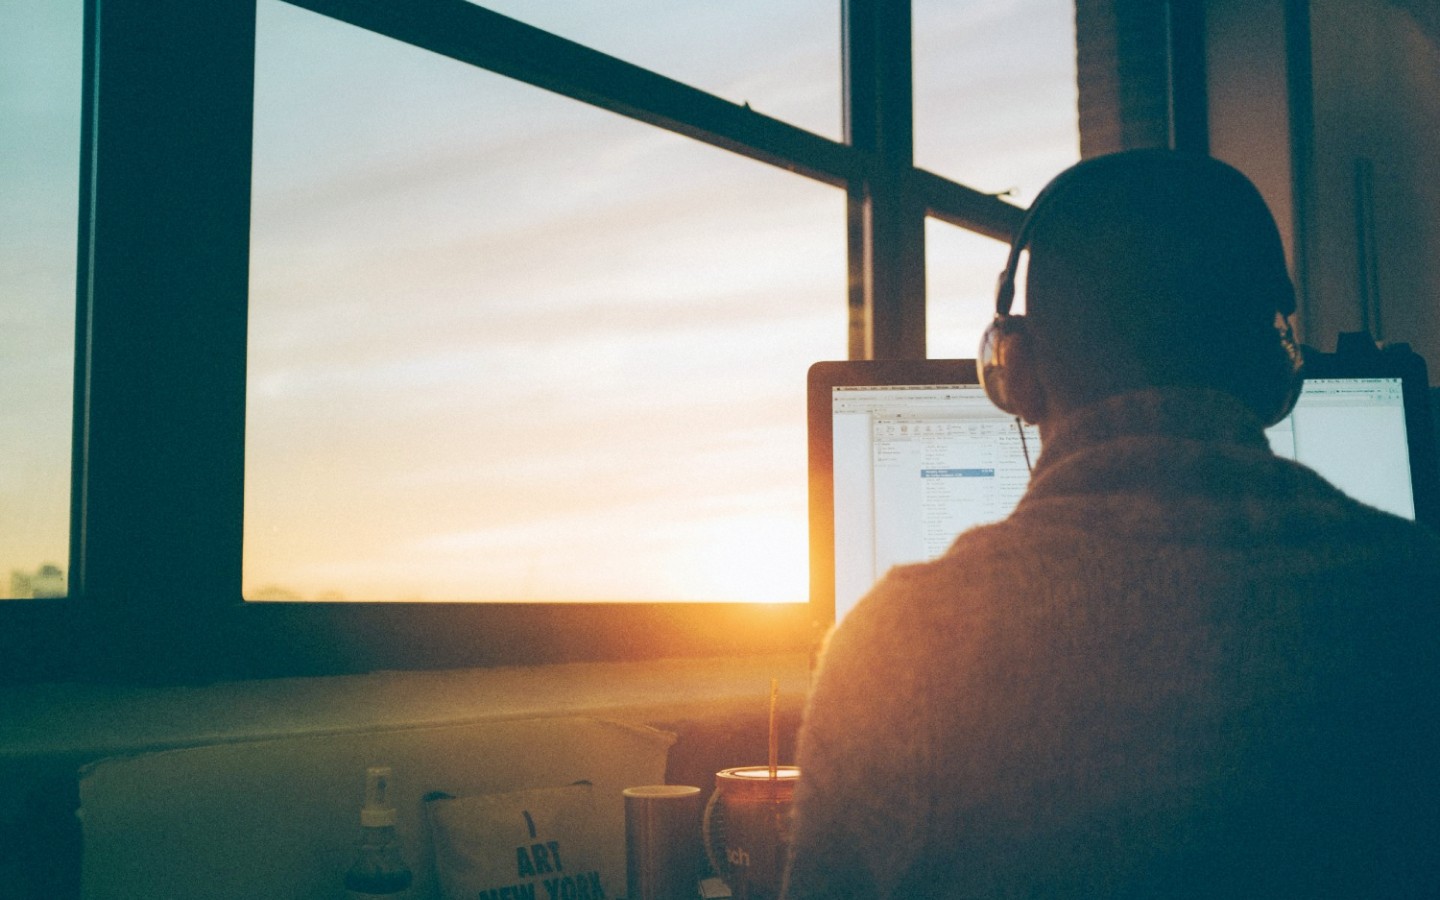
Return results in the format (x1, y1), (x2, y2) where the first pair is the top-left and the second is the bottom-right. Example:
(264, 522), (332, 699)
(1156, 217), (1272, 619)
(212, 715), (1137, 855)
(1265, 377), (1415, 519)
(831, 383), (1038, 620)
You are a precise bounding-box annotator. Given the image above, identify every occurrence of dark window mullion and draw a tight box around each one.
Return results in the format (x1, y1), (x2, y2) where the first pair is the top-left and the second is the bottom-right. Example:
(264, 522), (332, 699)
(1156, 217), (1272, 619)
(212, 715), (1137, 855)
(70, 0), (255, 677)
(844, 0), (925, 360)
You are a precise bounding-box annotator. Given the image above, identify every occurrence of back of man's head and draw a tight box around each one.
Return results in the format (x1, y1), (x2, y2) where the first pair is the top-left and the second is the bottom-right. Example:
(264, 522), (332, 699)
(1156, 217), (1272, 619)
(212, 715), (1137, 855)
(1021, 150), (1296, 418)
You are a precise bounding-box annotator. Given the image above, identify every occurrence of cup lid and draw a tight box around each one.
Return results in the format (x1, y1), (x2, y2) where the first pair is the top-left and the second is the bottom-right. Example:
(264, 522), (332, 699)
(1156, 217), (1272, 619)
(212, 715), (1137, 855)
(623, 784), (703, 797)
(716, 765), (800, 781)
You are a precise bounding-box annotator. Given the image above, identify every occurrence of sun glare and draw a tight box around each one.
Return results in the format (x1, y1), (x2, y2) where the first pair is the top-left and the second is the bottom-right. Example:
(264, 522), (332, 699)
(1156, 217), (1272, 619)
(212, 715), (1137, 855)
(665, 514), (811, 604)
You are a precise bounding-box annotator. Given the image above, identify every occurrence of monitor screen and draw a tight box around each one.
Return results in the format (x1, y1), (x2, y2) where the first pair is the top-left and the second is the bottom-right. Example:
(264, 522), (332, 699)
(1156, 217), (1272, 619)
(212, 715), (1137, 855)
(1266, 377), (1414, 519)
(828, 379), (1035, 622)
(809, 358), (1437, 625)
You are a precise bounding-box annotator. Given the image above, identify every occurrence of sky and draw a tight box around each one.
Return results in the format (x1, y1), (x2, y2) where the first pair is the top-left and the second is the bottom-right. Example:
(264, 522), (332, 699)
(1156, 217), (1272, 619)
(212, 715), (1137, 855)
(1, 0), (1078, 603)
(0, 0), (82, 597)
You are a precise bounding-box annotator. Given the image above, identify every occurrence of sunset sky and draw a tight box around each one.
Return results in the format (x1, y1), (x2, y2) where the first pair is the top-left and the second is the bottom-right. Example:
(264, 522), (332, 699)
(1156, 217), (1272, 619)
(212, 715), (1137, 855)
(1, 0), (1078, 602)
(1, 0), (81, 598)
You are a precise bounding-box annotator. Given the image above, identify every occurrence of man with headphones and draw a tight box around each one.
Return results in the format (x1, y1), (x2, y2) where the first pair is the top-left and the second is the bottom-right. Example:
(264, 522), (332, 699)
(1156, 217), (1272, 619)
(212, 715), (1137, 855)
(784, 150), (1440, 898)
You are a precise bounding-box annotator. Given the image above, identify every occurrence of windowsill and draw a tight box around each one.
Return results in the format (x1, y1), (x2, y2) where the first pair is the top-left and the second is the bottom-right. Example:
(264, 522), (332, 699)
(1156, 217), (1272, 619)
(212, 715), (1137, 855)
(0, 651), (810, 764)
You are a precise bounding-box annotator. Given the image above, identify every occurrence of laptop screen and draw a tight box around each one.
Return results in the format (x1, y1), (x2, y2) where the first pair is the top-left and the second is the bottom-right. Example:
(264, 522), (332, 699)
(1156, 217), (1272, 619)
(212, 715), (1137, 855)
(809, 358), (1437, 625)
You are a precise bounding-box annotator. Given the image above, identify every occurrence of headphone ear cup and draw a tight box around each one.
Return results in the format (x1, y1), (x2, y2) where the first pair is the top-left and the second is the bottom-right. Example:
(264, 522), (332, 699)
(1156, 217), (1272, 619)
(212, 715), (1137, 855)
(978, 314), (1045, 422)
(1251, 317), (1305, 427)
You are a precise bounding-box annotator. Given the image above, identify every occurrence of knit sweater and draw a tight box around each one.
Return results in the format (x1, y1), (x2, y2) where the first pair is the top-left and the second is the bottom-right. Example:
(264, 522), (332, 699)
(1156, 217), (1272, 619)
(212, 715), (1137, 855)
(784, 387), (1440, 899)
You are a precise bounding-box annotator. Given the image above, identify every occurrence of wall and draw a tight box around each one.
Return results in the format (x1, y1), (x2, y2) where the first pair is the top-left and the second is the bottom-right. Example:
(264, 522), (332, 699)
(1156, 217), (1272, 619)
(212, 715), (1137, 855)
(1208, 0), (1440, 368)
(1306, 0), (1440, 361)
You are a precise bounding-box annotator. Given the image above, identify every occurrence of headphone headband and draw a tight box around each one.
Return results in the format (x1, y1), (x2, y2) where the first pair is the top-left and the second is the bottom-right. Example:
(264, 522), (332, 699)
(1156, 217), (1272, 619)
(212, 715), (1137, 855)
(993, 153), (1126, 317)
(995, 151), (1298, 320)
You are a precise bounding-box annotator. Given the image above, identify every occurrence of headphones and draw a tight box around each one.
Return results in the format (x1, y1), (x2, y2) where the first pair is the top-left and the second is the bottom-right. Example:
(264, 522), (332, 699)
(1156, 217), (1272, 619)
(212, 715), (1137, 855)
(976, 153), (1305, 427)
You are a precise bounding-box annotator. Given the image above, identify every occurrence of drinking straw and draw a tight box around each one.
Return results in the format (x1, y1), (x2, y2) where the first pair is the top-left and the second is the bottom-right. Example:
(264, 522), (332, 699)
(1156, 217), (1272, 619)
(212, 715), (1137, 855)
(768, 677), (779, 780)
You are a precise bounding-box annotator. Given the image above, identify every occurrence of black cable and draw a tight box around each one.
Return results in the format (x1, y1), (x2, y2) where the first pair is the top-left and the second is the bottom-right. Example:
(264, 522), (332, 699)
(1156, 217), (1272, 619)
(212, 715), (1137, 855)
(1016, 417), (1033, 474)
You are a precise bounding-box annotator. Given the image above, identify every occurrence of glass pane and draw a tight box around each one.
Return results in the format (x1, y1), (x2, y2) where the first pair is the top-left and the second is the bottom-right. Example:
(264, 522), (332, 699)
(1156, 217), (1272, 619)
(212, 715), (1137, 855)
(914, 0), (1080, 205)
(246, 1), (845, 603)
(0, 0), (81, 600)
(925, 218), (1011, 360)
(477, 0), (841, 140)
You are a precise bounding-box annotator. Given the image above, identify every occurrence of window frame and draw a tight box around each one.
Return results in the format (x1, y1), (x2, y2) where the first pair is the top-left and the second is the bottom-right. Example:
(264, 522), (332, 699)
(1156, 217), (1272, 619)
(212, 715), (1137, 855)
(2, 0), (1027, 684)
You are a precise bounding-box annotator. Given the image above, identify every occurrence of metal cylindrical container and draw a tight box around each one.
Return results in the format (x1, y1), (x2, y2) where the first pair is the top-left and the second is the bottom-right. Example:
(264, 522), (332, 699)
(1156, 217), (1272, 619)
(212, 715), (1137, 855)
(623, 784), (704, 900)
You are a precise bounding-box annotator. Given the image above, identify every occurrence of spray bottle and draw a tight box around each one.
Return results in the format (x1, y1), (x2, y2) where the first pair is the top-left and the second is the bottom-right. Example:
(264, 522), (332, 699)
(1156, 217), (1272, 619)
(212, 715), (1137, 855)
(345, 766), (413, 899)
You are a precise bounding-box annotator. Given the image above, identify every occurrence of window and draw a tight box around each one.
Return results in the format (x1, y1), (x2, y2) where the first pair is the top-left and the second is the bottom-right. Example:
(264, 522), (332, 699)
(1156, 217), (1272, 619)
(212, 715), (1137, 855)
(0, 0), (82, 601)
(913, 0), (1079, 203)
(2, 0), (1080, 681)
(477, 0), (841, 140)
(916, 0), (1079, 360)
(246, 1), (844, 603)
(924, 219), (1012, 360)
